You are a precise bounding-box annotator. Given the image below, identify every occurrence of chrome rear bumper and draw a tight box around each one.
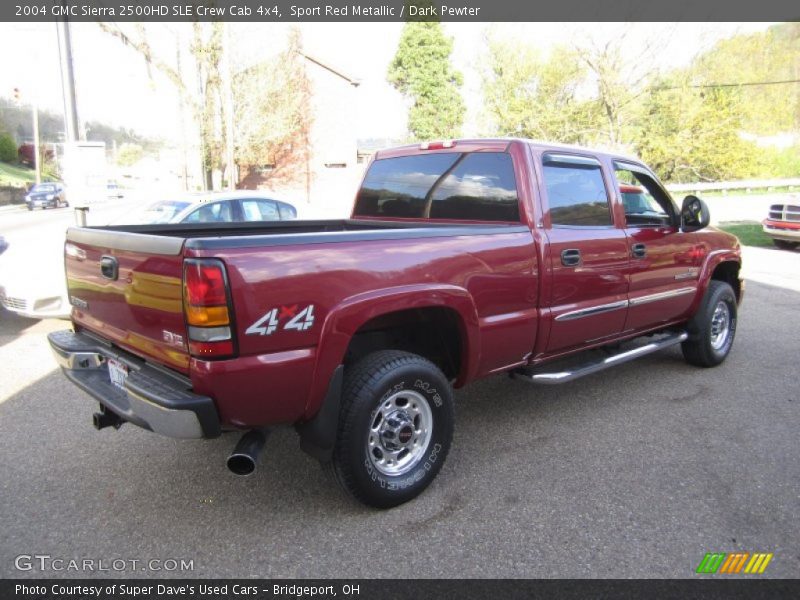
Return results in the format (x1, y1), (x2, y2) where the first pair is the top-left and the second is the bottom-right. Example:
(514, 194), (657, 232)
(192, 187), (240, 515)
(48, 330), (220, 439)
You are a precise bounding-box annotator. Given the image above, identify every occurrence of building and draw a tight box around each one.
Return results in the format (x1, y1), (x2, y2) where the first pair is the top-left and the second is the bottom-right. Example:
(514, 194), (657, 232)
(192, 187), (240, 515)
(239, 51), (363, 218)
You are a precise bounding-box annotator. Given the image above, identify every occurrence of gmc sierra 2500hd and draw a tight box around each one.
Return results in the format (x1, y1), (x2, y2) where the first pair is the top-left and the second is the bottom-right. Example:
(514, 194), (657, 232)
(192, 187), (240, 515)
(49, 139), (743, 508)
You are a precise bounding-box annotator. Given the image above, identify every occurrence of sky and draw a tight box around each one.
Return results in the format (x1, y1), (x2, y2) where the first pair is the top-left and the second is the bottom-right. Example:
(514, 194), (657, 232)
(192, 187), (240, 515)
(0, 21), (775, 143)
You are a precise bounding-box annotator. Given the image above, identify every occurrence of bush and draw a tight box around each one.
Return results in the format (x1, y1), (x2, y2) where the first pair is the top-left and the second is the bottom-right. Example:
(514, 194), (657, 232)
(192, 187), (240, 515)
(757, 145), (800, 179)
(116, 143), (143, 167)
(0, 132), (17, 163)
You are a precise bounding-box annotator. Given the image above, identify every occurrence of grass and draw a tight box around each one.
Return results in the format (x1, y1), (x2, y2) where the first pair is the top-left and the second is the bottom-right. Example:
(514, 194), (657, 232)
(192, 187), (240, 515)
(0, 161), (35, 187)
(717, 221), (774, 248)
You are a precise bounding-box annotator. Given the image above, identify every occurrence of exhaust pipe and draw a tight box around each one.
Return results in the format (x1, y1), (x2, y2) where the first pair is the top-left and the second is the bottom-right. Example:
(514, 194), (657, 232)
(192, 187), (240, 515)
(227, 429), (269, 476)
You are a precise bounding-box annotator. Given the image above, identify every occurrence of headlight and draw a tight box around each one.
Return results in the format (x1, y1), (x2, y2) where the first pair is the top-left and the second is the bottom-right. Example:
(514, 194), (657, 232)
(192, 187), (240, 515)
(46, 194), (55, 200)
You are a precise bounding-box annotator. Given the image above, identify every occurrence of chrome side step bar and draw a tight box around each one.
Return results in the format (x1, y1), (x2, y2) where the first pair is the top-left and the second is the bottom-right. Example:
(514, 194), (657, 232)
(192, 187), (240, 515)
(512, 331), (688, 385)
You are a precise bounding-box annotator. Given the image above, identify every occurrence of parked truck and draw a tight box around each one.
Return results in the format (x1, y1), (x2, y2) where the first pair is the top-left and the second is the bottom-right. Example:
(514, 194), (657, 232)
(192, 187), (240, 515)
(49, 139), (743, 508)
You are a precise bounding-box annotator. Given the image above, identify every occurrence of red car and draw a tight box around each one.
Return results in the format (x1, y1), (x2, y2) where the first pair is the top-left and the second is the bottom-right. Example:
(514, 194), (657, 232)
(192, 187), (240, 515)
(49, 139), (743, 507)
(17, 143), (54, 167)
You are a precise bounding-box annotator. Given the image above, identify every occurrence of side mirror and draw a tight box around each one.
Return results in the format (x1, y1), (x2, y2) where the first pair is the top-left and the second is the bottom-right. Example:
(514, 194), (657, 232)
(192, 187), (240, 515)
(681, 195), (710, 232)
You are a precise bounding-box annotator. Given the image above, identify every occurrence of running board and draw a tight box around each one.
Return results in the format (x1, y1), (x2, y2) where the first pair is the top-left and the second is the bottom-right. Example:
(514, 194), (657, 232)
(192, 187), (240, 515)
(512, 332), (688, 385)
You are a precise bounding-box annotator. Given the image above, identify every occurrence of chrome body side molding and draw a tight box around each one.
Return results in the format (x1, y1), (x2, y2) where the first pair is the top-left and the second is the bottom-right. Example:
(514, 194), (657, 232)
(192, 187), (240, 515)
(554, 300), (628, 322)
(629, 287), (695, 307)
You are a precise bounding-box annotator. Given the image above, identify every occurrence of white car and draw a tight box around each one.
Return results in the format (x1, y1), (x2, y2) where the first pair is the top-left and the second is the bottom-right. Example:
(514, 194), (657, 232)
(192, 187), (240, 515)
(136, 191), (299, 224)
(0, 191), (302, 320)
(0, 239), (70, 319)
(763, 196), (800, 250)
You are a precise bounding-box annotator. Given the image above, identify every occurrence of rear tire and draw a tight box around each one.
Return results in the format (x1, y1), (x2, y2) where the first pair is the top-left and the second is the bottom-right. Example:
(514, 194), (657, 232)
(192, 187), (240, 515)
(682, 280), (737, 367)
(773, 239), (799, 250)
(327, 350), (454, 509)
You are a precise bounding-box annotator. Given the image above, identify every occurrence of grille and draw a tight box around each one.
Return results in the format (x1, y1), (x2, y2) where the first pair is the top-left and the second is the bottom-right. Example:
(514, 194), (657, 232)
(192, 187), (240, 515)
(1, 296), (28, 311)
(768, 204), (800, 222)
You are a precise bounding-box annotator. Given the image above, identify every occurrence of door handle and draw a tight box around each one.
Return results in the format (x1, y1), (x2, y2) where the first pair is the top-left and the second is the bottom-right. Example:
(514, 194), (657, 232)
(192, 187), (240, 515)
(631, 243), (647, 259)
(100, 256), (118, 280)
(561, 248), (581, 267)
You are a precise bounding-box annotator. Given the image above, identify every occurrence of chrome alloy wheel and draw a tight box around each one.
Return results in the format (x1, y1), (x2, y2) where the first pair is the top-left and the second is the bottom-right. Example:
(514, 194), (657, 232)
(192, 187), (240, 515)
(710, 300), (731, 350)
(367, 389), (433, 477)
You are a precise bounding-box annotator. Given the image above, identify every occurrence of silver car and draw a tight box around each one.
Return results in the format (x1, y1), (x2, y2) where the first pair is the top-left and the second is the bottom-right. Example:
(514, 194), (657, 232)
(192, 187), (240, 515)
(137, 191), (299, 224)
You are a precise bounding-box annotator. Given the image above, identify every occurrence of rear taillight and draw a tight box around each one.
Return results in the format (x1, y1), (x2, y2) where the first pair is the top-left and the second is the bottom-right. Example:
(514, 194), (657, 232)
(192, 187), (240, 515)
(183, 259), (235, 359)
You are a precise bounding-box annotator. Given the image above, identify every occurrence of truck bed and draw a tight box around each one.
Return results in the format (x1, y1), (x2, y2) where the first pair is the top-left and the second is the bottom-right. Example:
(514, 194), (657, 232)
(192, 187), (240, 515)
(67, 219), (528, 253)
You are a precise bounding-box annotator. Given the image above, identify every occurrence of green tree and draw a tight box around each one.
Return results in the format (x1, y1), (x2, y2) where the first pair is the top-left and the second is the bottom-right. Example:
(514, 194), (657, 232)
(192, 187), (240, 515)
(635, 77), (758, 182)
(0, 131), (17, 162)
(116, 143), (144, 167)
(483, 37), (598, 144)
(233, 29), (312, 188)
(98, 22), (230, 189)
(388, 22), (465, 140)
(692, 22), (800, 135)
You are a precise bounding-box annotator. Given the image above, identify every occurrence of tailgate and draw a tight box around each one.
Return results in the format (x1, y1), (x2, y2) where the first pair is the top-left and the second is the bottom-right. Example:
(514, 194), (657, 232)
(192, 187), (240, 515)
(65, 228), (191, 374)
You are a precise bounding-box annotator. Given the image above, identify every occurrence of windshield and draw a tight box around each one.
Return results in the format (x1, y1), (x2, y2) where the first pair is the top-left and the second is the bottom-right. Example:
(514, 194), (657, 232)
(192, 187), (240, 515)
(621, 191), (664, 214)
(32, 184), (56, 193)
(138, 200), (192, 224)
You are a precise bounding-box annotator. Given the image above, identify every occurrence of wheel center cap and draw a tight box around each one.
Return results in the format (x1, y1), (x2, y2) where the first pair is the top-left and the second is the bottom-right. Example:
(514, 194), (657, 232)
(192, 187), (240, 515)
(398, 425), (413, 444)
(380, 411), (414, 451)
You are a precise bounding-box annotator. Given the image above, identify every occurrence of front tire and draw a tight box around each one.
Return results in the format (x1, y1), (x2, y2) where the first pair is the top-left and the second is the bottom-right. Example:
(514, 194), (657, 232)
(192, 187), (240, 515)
(682, 280), (737, 367)
(773, 239), (798, 250)
(328, 350), (454, 509)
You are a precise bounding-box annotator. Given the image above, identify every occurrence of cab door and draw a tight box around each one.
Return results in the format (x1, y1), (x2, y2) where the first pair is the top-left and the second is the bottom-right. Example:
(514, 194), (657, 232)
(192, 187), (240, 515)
(539, 152), (630, 356)
(612, 161), (702, 331)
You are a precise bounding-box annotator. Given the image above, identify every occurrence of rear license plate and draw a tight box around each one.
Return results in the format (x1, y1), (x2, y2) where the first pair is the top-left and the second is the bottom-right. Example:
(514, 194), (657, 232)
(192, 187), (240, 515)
(108, 359), (128, 390)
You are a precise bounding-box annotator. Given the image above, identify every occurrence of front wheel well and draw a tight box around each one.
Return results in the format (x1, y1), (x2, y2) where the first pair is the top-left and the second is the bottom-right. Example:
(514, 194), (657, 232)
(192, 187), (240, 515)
(344, 307), (464, 381)
(710, 260), (742, 302)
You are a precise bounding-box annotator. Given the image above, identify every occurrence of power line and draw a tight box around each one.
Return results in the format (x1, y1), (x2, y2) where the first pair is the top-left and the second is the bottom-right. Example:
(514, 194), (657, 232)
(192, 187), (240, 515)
(655, 79), (800, 91)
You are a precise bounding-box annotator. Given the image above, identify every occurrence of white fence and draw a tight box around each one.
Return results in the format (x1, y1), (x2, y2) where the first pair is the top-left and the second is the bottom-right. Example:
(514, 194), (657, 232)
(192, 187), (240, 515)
(666, 178), (800, 194)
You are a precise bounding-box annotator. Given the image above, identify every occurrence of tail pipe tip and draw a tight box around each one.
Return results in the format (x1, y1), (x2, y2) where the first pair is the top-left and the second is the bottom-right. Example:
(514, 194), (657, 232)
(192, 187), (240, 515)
(227, 429), (269, 476)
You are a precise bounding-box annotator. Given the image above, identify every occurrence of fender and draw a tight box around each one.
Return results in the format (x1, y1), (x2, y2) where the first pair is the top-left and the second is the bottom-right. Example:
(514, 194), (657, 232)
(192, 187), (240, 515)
(688, 249), (742, 314)
(302, 284), (481, 422)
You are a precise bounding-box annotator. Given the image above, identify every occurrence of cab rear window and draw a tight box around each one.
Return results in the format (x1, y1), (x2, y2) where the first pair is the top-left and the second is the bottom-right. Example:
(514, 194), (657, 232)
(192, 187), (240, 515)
(354, 152), (520, 222)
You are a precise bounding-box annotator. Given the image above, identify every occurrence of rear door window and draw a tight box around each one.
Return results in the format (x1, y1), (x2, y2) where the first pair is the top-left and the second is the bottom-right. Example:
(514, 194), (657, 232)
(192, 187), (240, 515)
(241, 199), (280, 221)
(354, 152), (520, 222)
(277, 202), (297, 219)
(541, 154), (612, 227)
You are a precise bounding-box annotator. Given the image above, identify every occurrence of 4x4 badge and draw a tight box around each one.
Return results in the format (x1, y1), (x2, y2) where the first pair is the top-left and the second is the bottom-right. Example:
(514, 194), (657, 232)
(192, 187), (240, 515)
(246, 304), (315, 336)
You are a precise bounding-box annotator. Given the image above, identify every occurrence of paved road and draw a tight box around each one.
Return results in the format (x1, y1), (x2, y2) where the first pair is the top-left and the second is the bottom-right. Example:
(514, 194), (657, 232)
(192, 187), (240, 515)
(0, 270), (798, 578)
(704, 193), (792, 225)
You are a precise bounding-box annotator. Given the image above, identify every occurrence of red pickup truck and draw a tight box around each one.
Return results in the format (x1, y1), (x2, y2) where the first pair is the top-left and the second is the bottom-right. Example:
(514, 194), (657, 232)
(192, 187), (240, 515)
(49, 139), (743, 508)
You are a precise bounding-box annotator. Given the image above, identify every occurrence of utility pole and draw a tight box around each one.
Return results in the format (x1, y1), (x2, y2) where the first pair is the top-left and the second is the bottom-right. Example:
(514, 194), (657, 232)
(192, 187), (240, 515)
(56, 19), (80, 143)
(221, 23), (236, 191)
(32, 95), (41, 184)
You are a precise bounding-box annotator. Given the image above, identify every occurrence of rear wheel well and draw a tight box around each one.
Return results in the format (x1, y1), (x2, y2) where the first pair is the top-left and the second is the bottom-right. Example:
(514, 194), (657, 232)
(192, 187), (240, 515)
(344, 308), (463, 381)
(711, 261), (741, 301)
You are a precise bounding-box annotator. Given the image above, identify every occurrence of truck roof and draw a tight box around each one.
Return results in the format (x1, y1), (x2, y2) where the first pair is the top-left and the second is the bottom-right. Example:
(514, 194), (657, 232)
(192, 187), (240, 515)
(375, 138), (641, 164)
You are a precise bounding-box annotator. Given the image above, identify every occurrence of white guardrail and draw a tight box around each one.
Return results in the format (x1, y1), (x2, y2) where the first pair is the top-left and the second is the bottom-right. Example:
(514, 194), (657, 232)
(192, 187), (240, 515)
(666, 178), (800, 194)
